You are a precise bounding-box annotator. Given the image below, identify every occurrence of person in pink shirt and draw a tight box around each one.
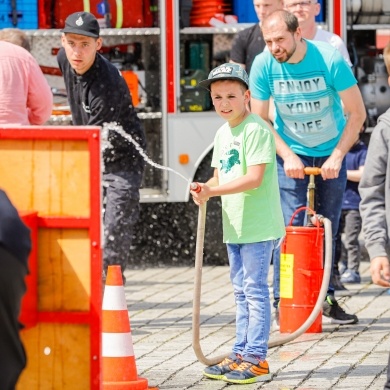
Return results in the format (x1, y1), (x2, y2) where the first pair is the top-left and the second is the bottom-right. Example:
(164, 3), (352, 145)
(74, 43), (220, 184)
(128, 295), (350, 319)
(0, 31), (52, 125)
(0, 28), (31, 51)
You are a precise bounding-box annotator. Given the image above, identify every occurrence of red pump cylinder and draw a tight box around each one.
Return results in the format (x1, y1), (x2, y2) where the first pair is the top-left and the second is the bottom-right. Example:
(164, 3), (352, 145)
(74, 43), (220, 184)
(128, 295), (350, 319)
(279, 207), (324, 333)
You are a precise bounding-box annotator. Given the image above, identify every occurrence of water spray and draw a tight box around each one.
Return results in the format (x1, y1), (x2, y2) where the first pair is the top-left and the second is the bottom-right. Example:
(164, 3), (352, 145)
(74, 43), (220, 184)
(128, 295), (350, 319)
(103, 123), (191, 185)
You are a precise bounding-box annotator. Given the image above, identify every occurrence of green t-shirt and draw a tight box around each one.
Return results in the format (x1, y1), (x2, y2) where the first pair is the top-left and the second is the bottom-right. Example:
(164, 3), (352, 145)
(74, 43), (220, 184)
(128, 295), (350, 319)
(212, 113), (285, 243)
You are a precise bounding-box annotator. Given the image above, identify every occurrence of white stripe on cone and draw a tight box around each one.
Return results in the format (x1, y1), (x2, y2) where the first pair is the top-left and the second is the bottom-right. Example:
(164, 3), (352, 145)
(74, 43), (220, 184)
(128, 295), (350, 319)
(102, 332), (135, 357)
(103, 285), (127, 310)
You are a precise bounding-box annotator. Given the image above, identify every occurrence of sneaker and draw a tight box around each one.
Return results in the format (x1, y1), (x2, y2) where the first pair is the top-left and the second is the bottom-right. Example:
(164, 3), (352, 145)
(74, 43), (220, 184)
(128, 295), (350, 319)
(340, 269), (361, 284)
(223, 359), (272, 384)
(339, 260), (347, 275)
(323, 295), (358, 325)
(203, 353), (242, 380)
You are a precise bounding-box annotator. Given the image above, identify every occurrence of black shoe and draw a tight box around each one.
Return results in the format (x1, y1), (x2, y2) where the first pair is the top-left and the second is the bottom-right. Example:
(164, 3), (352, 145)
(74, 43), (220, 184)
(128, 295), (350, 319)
(323, 295), (358, 324)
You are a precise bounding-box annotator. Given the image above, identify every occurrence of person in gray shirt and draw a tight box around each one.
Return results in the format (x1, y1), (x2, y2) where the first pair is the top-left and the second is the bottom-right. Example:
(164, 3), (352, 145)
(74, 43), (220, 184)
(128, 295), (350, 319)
(359, 42), (390, 390)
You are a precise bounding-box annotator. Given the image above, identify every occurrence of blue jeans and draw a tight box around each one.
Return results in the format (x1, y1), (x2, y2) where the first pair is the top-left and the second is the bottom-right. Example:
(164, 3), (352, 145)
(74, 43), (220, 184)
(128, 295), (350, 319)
(227, 240), (277, 362)
(272, 155), (347, 308)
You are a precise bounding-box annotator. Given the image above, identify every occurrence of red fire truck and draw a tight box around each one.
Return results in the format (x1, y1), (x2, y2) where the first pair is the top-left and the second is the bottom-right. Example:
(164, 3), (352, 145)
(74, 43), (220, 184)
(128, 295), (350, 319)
(23, 0), (390, 263)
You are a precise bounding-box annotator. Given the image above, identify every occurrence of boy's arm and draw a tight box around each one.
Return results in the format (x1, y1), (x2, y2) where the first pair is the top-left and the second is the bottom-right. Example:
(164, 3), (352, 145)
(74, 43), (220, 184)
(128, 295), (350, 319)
(205, 169), (219, 187)
(191, 165), (266, 205)
(210, 164), (265, 196)
(347, 165), (364, 182)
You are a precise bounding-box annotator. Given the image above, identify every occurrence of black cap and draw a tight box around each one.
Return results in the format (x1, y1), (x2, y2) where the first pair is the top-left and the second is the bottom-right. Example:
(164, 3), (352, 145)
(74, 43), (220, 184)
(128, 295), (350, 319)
(198, 63), (249, 90)
(61, 12), (100, 38)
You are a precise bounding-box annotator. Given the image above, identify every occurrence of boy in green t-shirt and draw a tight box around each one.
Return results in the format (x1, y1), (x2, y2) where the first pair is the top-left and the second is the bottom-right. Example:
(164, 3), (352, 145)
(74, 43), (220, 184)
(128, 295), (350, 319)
(190, 63), (285, 384)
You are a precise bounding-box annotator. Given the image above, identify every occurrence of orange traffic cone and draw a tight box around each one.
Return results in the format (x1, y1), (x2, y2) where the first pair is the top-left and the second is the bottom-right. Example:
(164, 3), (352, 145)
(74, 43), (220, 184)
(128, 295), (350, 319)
(102, 265), (150, 390)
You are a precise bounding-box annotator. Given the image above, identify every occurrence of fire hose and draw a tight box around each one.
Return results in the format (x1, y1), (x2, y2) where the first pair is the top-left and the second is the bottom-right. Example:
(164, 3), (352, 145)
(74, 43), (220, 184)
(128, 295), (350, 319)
(191, 168), (333, 366)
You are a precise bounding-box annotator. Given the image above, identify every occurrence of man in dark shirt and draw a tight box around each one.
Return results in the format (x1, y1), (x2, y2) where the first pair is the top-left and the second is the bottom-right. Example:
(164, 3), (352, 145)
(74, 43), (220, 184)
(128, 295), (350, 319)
(229, 0), (283, 74)
(57, 12), (146, 283)
(0, 189), (30, 390)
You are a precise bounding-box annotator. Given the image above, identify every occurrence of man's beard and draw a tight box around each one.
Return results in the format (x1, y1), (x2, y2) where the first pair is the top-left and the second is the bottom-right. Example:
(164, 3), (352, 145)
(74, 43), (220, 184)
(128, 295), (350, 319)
(274, 41), (297, 63)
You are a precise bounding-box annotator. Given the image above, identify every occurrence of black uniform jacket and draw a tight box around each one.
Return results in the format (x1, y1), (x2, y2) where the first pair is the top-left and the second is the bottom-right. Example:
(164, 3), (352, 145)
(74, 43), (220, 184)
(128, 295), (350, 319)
(58, 48), (146, 174)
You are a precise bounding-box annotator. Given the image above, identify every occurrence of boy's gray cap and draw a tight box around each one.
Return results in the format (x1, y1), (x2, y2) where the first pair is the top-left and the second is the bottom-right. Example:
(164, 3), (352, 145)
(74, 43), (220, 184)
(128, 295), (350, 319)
(198, 63), (249, 90)
(61, 12), (100, 38)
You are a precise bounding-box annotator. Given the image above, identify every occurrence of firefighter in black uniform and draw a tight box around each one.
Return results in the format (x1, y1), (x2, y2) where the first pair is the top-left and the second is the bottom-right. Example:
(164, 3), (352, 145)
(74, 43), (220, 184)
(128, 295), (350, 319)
(57, 12), (146, 283)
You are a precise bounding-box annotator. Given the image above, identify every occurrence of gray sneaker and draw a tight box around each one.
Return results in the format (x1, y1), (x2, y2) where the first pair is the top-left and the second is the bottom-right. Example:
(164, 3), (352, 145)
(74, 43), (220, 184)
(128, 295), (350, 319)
(339, 260), (347, 275)
(323, 295), (358, 325)
(340, 269), (361, 284)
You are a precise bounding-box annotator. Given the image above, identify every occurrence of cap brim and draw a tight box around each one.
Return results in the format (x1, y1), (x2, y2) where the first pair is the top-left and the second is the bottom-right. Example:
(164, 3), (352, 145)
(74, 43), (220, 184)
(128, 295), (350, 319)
(198, 76), (248, 90)
(198, 79), (213, 90)
(61, 27), (99, 38)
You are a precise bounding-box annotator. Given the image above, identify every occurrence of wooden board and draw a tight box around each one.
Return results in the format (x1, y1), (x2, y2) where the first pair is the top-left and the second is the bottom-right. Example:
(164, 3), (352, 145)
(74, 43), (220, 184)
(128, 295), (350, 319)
(0, 126), (102, 389)
(0, 139), (90, 216)
(19, 323), (90, 389)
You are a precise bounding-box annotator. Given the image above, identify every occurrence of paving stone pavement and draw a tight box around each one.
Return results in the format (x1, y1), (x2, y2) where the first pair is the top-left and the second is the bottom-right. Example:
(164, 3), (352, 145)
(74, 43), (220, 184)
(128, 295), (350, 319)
(123, 260), (390, 390)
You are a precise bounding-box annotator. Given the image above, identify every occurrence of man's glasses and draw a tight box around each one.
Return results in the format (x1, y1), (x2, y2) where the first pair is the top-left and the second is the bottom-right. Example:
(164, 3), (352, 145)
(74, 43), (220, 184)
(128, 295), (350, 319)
(285, 1), (317, 9)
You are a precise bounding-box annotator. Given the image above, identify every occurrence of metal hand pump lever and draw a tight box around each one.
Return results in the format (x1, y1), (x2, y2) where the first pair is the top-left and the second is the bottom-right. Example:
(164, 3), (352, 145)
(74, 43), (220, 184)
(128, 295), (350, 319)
(304, 167), (322, 225)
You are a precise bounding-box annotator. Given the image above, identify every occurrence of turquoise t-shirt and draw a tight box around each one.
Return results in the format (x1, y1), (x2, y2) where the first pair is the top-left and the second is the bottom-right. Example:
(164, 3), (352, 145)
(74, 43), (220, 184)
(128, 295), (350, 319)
(249, 40), (357, 157)
(212, 113), (285, 244)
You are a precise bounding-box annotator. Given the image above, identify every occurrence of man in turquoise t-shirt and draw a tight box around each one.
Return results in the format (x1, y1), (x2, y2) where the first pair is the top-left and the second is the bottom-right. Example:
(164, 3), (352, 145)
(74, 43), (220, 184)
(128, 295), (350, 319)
(249, 10), (366, 326)
(191, 63), (284, 384)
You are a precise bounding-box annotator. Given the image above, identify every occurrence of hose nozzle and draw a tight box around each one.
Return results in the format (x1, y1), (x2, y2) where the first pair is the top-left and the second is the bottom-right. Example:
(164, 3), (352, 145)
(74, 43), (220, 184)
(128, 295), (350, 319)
(190, 182), (201, 193)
